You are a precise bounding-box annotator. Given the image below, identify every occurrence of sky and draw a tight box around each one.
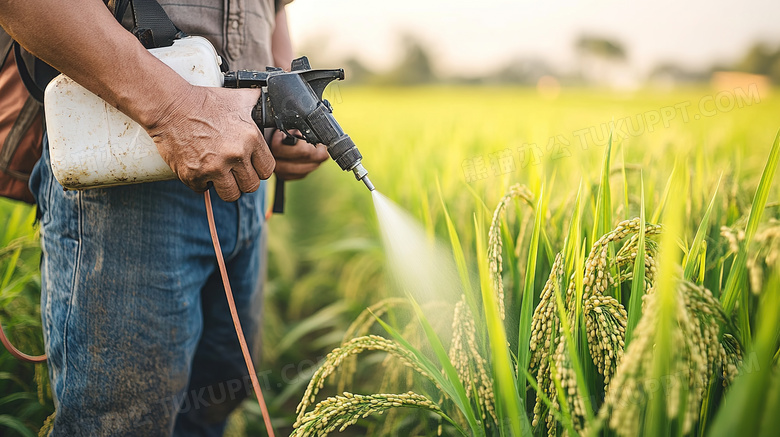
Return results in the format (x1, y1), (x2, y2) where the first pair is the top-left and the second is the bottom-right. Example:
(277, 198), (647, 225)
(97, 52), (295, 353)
(286, 0), (780, 78)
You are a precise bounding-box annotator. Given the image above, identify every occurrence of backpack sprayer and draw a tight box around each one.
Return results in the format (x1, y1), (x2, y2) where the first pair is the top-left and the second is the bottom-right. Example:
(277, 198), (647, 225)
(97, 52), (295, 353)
(44, 36), (375, 193)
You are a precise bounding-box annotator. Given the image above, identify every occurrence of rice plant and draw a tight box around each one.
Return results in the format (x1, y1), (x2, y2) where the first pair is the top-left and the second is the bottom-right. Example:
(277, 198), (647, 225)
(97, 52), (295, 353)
(291, 132), (780, 436)
(2, 87), (777, 436)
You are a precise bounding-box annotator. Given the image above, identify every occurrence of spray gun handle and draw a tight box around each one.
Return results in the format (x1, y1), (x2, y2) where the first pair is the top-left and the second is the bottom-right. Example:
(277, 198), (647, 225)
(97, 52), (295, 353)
(223, 58), (346, 142)
(224, 57), (374, 192)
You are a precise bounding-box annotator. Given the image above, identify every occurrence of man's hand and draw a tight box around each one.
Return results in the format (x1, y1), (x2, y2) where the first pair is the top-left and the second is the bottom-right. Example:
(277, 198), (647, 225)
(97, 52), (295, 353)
(146, 85), (276, 202)
(269, 129), (329, 180)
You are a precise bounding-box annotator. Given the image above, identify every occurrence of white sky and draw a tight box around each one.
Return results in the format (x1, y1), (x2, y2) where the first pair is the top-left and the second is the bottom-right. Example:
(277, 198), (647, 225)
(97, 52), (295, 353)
(286, 0), (780, 77)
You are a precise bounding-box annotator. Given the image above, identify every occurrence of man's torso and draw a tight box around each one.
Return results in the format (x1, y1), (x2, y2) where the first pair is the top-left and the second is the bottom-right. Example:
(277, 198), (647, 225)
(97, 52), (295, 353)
(114, 0), (278, 69)
(160, 0), (276, 69)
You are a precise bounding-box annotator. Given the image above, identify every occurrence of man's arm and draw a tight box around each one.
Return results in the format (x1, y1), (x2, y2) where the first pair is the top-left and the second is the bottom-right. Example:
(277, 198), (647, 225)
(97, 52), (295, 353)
(268, 6), (329, 180)
(271, 7), (294, 70)
(0, 0), (275, 201)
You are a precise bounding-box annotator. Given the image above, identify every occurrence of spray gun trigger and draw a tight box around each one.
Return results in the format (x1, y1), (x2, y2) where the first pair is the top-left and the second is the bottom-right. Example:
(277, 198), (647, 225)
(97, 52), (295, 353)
(277, 126), (309, 144)
(281, 132), (299, 145)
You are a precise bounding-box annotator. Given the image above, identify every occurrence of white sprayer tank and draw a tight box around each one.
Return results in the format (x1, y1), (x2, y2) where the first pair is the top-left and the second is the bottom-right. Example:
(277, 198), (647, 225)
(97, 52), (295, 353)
(44, 36), (224, 189)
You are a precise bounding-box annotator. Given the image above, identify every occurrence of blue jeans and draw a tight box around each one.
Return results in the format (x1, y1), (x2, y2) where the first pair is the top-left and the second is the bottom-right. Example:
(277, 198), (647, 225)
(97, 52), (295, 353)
(30, 136), (267, 436)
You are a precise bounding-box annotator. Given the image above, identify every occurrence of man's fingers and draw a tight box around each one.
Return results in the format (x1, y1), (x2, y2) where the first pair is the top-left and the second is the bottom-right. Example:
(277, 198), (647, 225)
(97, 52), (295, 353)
(271, 142), (329, 162)
(273, 161), (323, 180)
(212, 173), (242, 202)
(231, 163), (262, 193)
(251, 145), (276, 180)
(271, 128), (330, 162)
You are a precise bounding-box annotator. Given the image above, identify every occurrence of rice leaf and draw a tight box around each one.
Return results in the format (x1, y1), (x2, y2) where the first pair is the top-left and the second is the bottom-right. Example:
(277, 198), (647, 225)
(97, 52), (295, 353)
(1, 205), (25, 247)
(708, 274), (780, 437)
(757, 349), (780, 437)
(275, 302), (349, 354)
(625, 172), (646, 345)
(517, 185), (544, 393)
(621, 141), (630, 217)
(409, 301), (482, 435)
(1, 246), (22, 291)
(462, 181), (491, 216)
(563, 181), (585, 279)
(651, 160), (678, 223)
(0, 392), (35, 408)
(436, 179), (476, 311)
(474, 214), (531, 436)
(0, 415), (34, 437)
(644, 164), (686, 437)
(591, 132), (613, 246)
(721, 130), (780, 346)
(683, 175), (721, 281)
(374, 314), (476, 437)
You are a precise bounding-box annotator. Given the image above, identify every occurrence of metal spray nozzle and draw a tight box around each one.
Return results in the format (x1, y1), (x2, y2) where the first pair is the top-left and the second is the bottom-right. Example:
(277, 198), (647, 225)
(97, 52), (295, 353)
(351, 162), (375, 192)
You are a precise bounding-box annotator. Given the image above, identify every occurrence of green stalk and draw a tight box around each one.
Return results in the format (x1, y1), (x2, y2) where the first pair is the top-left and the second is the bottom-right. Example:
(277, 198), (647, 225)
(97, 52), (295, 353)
(552, 269), (595, 426)
(474, 214), (530, 436)
(520, 366), (578, 435)
(517, 185), (544, 394)
(644, 163), (686, 437)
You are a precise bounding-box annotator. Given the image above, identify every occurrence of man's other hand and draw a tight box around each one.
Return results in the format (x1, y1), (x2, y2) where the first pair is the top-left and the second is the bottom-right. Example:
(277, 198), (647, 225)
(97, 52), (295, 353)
(146, 86), (276, 202)
(269, 129), (329, 180)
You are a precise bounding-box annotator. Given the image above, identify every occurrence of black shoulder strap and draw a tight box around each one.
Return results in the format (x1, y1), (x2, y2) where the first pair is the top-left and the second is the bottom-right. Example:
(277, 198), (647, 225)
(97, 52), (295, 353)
(129, 0), (186, 49)
(13, 42), (45, 103)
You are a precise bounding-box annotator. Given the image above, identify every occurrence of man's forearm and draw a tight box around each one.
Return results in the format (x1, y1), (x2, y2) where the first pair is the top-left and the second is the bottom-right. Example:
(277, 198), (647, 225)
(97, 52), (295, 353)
(272, 7), (293, 69)
(1, 0), (277, 201)
(0, 0), (191, 129)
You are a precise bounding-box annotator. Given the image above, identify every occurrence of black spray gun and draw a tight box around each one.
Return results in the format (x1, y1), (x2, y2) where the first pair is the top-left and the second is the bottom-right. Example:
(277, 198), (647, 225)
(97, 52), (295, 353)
(223, 56), (375, 212)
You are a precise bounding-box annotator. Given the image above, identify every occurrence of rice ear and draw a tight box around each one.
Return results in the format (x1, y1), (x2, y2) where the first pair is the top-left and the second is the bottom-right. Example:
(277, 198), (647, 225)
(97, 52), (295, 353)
(292, 391), (446, 436)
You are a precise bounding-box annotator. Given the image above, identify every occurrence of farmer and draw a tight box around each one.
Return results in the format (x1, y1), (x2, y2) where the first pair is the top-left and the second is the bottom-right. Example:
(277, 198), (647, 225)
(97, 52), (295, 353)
(0, 0), (328, 434)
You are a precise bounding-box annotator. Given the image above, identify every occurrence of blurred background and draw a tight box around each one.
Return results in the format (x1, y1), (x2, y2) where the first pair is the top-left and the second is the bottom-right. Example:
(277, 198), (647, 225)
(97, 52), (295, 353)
(286, 0), (780, 90)
(2, 1), (780, 436)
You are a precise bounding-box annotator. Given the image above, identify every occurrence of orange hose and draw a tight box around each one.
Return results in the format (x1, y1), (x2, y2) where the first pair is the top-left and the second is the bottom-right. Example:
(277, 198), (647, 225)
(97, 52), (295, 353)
(204, 191), (276, 437)
(0, 319), (46, 363)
